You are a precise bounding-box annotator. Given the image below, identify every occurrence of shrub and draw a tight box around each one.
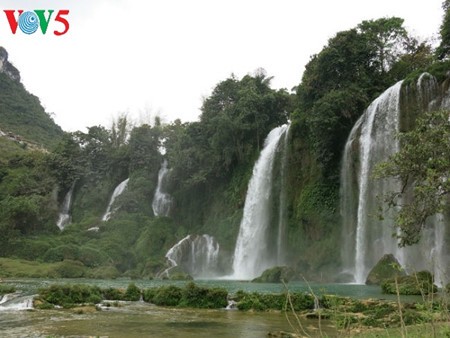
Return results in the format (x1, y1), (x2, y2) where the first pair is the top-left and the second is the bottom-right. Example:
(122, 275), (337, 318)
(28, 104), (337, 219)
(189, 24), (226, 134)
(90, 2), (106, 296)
(53, 260), (86, 278)
(236, 291), (314, 311)
(152, 285), (183, 306)
(179, 282), (227, 308)
(124, 283), (141, 301)
(143, 283), (227, 308)
(38, 284), (102, 308)
(77, 246), (109, 268)
(42, 244), (80, 263)
(381, 271), (438, 295)
(142, 288), (157, 303)
(101, 287), (125, 301)
(0, 284), (16, 295)
(11, 239), (52, 261)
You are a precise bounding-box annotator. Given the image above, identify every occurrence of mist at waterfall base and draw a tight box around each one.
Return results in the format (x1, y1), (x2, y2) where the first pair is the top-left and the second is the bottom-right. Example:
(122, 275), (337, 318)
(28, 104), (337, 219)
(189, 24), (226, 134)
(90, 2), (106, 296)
(340, 73), (450, 285)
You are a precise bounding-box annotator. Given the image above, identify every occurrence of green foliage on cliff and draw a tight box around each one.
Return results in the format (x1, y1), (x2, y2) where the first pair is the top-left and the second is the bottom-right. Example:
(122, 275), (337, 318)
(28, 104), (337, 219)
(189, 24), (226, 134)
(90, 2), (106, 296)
(0, 72), (63, 149)
(375, 110), (450, 246)
(293, 17), (430, 179)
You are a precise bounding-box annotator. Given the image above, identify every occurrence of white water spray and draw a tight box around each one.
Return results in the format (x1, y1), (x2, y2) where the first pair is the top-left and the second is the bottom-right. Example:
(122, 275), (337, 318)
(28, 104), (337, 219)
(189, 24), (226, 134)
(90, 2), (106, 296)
(102, 178), (129, 221)
(152, 160), (172, 217)
(56, 184), (74, 230)
(232, 124), (289, 280)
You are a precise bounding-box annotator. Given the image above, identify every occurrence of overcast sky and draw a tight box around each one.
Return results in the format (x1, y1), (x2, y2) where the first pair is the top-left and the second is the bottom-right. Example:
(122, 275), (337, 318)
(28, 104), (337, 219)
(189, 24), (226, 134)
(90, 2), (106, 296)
(1, 0), (444, 131)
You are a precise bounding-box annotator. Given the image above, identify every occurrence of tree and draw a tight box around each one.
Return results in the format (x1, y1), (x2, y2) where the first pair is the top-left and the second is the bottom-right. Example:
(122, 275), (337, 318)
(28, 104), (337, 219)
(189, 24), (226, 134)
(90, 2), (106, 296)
(436, 0), (450, 59)
(375, 110), (450, 246)
(294, 17), (420, 178)
(357, 17), (408, 74)
(200, 72), (288, 173)
(111, 114), (131, 149)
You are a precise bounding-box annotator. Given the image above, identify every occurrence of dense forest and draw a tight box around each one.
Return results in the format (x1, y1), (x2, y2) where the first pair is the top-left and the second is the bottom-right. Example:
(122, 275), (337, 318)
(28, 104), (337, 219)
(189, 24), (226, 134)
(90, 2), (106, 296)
(0, 3), (449, 281)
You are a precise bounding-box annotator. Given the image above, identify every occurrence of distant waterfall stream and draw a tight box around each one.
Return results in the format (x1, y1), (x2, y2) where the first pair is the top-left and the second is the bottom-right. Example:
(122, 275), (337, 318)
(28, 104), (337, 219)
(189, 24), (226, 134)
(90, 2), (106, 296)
(56, 184), (75, 230)
(102, 178), (129, 221)
(232, 124), (290, 280)
(152, 160), (172, 217)
(160, 234), (220, 278)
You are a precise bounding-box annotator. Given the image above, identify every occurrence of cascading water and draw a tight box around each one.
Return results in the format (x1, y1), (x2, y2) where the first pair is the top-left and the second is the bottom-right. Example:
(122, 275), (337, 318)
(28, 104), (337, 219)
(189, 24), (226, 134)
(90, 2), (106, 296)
(341, 81), (404, 283)
(152, 160), (172, 217)
(341, 73), (450, 285)
(0, 295), (34, 311)
(232, 124), (289, 280)
(276, 124), (290, 265)
(160, 234), (220, 278)
(102, 178), (129, 221)
(56, 184), (74, 230)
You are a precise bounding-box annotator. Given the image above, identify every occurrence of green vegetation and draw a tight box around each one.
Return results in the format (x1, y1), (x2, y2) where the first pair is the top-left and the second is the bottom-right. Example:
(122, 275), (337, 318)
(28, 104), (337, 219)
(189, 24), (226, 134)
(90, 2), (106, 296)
(0, 284), (16, 295)
(235, 290), (314, 311)
(365, 254), (406, 285)
(0, 3), (449, 283)
(30, 281), (450, 335)
(0, 48), (63, 149)
(252, 266), (295, 283)
(36, 282), (227, 309)
(381, 271), (438, 295)
(375, 110), (450, 246)
(36, 284), (103, 308)
(143, 282), (228, 308)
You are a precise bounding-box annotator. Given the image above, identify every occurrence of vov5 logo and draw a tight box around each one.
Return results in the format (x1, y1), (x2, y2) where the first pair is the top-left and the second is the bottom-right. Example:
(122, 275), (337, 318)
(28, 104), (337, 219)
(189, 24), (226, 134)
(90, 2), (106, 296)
(4, 10), (69, 36)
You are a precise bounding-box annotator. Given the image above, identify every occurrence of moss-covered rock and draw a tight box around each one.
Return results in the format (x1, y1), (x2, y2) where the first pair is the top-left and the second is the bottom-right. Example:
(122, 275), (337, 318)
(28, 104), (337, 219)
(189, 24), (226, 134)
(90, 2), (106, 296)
(365, 254), (405, 285)
(252, 266), (295, 283)
(163, 266), (193, 280)
(381, 271), (438, 295)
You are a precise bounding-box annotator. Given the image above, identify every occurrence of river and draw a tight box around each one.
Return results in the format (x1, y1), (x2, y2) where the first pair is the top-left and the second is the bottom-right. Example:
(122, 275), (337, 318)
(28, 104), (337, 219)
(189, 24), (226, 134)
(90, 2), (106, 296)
(0, 278), (421, 337)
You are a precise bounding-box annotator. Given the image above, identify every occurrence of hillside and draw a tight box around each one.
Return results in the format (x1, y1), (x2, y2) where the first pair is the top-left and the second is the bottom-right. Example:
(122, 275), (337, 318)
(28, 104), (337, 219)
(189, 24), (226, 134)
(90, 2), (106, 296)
(0, 47), (63, 149)
(0, 11), (449, 283)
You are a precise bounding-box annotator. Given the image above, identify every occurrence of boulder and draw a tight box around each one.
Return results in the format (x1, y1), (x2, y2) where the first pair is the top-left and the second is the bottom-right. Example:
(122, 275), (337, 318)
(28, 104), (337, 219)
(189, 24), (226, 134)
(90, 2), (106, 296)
(252, 266), (295, 283)
(365, 254), (405, 285)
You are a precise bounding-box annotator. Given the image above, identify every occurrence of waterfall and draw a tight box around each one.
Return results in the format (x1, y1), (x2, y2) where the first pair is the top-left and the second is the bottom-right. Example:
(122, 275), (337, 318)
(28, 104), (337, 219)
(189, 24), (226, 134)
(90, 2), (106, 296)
(160, 234), (220, 278)
(341, 73), (450, 285)
(341, 81), (403, 283)
(232, 124), (289, 280)
(277, 124), (290, 265)
(102, 178), (129, 221)
(56, 184), (74, 230)
(0, 295), (34, 311)
(152, 160), (172, 217)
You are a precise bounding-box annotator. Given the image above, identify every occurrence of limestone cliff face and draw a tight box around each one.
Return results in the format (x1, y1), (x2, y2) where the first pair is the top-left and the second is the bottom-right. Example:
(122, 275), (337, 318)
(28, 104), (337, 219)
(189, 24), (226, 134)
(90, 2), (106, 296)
(0, 47), (20, 82)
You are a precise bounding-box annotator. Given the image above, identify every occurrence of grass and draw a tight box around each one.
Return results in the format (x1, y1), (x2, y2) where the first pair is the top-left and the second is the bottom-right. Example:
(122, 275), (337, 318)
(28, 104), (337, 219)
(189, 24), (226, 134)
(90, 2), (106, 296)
(0, 137), (26, 161)
(0, 257), (61, 278)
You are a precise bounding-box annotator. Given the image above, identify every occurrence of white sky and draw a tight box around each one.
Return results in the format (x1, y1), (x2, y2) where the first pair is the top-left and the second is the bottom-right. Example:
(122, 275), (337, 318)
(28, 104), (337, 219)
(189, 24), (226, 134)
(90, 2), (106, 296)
(1, 0), (445, 131)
